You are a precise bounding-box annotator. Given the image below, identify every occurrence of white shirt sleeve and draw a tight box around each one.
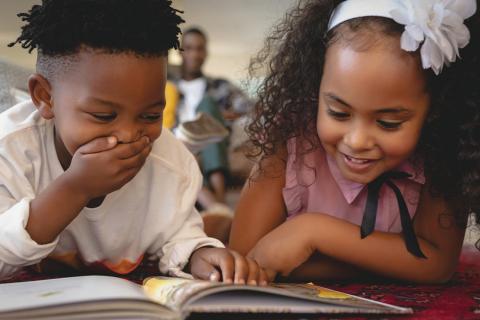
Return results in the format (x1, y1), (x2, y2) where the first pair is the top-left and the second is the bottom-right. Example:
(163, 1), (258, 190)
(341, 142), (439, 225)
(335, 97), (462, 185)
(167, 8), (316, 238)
(0, 162), (58, 280)
(158, 206), (224, 279)
(148, 142), (224, 278)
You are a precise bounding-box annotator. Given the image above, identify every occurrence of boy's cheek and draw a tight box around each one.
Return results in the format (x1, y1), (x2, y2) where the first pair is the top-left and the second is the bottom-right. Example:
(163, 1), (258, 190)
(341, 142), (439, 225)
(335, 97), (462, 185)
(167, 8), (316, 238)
(151, 126), (163, 141)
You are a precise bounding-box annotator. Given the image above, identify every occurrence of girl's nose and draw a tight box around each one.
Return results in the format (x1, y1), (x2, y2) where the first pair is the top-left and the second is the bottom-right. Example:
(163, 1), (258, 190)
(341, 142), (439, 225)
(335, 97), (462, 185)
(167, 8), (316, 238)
(343, 124), (374, 152)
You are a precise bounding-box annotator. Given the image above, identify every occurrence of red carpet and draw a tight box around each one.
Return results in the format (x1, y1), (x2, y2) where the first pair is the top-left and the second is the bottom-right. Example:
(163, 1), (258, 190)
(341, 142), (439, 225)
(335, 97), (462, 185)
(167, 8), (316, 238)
(3, 246), (479, 319)
(325, 246), (480, 320)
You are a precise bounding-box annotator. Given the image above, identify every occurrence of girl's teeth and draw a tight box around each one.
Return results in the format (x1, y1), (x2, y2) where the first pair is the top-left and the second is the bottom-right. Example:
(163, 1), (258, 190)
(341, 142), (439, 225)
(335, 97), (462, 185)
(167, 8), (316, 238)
(346, 155), (369, 164)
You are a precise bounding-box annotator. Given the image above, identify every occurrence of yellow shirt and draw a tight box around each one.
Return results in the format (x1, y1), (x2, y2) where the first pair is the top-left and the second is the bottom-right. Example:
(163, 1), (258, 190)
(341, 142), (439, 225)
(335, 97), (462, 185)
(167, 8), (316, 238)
(163, 81), (179, 129)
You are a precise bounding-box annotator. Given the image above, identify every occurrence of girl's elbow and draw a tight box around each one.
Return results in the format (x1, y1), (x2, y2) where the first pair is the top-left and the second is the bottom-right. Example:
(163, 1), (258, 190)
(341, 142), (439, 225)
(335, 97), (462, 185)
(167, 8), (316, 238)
(430, 267), (456, 284)
(421, 272), (453, 284)
(417, 262), (457, 284)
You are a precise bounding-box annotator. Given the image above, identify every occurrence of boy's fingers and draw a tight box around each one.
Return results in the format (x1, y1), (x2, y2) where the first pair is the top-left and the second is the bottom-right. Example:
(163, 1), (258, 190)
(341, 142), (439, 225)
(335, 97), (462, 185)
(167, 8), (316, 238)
(230, 251), (247, 285)
(78, 136), (117, 154)
(216, 251), (234, 284)
(118, 167), (141, 186)
(191, 257), (221, 282)
(209, 269), (221, 282)
(120, 143), (151, 170)
(114, 136), (150, 159)
(194, 249), (234, 283)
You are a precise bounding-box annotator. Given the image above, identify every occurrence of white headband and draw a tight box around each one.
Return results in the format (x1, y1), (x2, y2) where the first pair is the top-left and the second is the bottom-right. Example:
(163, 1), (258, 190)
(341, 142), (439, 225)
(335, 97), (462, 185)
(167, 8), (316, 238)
(328, 0), (477, 75)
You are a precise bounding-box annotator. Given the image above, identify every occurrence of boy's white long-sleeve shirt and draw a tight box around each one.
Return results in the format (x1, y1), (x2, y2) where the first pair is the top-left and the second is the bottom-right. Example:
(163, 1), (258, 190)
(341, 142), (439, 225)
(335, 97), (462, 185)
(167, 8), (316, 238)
(0, 101), (223, 280)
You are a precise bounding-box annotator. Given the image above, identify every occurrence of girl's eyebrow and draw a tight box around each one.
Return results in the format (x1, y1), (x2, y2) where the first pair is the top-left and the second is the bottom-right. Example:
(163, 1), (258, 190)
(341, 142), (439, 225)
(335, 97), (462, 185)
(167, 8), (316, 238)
(324, 92), (411, 114)
(324, 92), (351, 108)
(375, 107), (411, 115)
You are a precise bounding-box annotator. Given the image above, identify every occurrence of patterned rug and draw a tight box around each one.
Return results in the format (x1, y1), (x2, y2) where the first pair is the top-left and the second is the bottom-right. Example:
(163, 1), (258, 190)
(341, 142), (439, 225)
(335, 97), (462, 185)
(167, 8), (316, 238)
(2, 246), (479, 319)
(324, 245), (480, 320)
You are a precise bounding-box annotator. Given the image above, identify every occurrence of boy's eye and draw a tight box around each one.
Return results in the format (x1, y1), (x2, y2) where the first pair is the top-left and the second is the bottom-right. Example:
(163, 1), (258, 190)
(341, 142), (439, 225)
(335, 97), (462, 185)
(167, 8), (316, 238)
(91, 113), (117, 121)
(377, 120), (403, 130)
(326, 107), (350, 119)
(140, 113), (163, 122)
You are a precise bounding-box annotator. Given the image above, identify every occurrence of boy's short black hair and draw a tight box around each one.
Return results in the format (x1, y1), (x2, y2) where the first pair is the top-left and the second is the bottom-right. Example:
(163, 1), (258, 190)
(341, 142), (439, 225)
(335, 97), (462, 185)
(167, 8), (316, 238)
(9, 0), (184, 79)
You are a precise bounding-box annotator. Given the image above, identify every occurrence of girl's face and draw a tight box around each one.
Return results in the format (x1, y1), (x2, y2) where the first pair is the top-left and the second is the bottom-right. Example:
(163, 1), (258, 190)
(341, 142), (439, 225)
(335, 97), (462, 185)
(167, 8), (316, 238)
(317, 40), (430, 184)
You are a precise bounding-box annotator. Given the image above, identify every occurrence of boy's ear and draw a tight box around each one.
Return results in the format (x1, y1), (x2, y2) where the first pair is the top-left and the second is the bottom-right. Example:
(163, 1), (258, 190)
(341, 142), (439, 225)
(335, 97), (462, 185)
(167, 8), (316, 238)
(28, 73), (54, 119)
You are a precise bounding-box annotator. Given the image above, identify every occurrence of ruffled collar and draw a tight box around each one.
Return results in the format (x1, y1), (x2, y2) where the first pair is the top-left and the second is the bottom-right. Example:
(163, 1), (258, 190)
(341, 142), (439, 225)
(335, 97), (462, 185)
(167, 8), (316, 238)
(326, 153), (425, 204)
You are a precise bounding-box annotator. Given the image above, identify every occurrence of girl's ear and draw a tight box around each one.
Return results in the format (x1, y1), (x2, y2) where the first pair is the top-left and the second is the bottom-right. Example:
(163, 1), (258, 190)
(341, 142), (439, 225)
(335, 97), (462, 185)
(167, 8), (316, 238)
(28, 73), (54, 119)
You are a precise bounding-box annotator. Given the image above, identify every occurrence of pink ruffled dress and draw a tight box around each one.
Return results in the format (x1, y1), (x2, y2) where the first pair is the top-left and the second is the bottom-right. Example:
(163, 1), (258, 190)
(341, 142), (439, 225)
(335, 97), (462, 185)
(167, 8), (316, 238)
(282, 138), (425, 233)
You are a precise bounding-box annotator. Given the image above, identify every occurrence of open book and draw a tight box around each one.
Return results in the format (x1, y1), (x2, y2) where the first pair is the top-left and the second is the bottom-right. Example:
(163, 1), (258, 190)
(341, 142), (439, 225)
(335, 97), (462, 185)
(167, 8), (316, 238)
(175, 112), (229, 154)
(0, 275), (412, 319)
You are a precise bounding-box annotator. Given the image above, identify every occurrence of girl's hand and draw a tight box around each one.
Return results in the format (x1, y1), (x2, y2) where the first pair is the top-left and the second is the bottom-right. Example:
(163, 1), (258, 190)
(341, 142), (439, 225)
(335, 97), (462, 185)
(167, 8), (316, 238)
(64, 135), (152, 199)
(189, 247), (269, 286)
(248, 214), (316, 277)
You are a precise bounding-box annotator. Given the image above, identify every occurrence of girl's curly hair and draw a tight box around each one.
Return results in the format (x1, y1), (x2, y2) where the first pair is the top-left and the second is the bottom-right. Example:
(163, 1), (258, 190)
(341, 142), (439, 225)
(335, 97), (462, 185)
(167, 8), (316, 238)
(247, 0), (480, 227)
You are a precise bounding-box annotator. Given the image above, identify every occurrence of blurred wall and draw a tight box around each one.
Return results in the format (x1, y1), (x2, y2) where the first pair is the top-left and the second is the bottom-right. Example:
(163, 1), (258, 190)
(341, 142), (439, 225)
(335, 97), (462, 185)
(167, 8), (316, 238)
(171, 0), (296, 86)
(0, 1), (40, 69)
(0, 0), (297, 87)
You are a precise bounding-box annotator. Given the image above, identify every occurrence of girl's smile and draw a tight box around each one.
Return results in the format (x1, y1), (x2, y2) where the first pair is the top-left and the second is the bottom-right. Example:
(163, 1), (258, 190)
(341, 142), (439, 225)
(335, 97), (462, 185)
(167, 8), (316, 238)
(341, 152), (379, 174)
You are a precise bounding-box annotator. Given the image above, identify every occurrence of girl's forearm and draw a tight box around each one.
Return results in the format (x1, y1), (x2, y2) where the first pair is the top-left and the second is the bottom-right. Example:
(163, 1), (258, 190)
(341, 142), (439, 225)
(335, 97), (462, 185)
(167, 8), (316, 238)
(285, 254), (368, 281)
(299, 213), (461, 283)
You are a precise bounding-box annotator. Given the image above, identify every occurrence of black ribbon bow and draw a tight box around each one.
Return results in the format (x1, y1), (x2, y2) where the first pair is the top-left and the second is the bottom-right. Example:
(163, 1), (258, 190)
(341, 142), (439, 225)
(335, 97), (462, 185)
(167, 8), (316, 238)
(360, 171), (426, 258)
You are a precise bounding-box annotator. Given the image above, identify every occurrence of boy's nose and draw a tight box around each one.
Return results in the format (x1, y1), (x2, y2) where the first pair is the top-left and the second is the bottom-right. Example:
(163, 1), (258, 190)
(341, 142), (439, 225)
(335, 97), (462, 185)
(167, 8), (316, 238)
(114, 125), (144, 144)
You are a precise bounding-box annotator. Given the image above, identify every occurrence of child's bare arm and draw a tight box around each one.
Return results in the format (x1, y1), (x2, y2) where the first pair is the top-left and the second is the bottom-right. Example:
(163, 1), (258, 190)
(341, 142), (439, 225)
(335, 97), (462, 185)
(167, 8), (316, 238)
(26, 136), (151, 244)
(250, 184), (465, 283)
(229, 149), (368, 281)
(286, 254), (368, 281)
(229, 151), (288, 256)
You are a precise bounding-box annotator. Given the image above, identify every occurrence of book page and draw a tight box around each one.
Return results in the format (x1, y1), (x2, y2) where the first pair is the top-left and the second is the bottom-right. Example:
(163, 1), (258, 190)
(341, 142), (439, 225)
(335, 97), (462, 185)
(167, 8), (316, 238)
(0, 276), (148, 313)
(143, 277), (220, 310)
(271, 283), (410, 312)
(187, 291), (385, 314)
(143, 277), (411, 315)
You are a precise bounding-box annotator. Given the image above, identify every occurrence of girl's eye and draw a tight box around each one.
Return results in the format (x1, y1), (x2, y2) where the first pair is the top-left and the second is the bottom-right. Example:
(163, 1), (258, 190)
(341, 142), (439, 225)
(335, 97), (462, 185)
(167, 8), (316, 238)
(141, 113), (162, 122)
(326, 108), (350, 120)
(377, 120), (403, 130)
(91, 113), (117, 121)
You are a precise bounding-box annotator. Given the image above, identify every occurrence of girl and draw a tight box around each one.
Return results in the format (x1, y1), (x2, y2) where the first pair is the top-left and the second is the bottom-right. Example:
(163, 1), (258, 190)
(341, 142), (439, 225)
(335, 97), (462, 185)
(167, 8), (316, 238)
(230, 0), (479, 284)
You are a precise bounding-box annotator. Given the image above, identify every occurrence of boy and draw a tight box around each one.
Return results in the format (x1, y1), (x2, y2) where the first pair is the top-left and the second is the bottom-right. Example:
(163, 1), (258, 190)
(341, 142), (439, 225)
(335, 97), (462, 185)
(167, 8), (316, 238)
(0, 0), (267, 285)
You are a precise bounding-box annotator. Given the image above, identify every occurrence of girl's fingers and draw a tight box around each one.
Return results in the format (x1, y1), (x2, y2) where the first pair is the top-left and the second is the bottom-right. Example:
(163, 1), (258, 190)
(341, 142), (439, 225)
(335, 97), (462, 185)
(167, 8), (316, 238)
(266, 269), (277, 282)
(245, 257), (259, 286)
(258, 268), (269, 286)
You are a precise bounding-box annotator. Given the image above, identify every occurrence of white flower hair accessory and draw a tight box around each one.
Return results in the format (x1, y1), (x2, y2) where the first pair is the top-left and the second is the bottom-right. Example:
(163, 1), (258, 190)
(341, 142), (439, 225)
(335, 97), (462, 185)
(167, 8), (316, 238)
(328, 0), (477, 75)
